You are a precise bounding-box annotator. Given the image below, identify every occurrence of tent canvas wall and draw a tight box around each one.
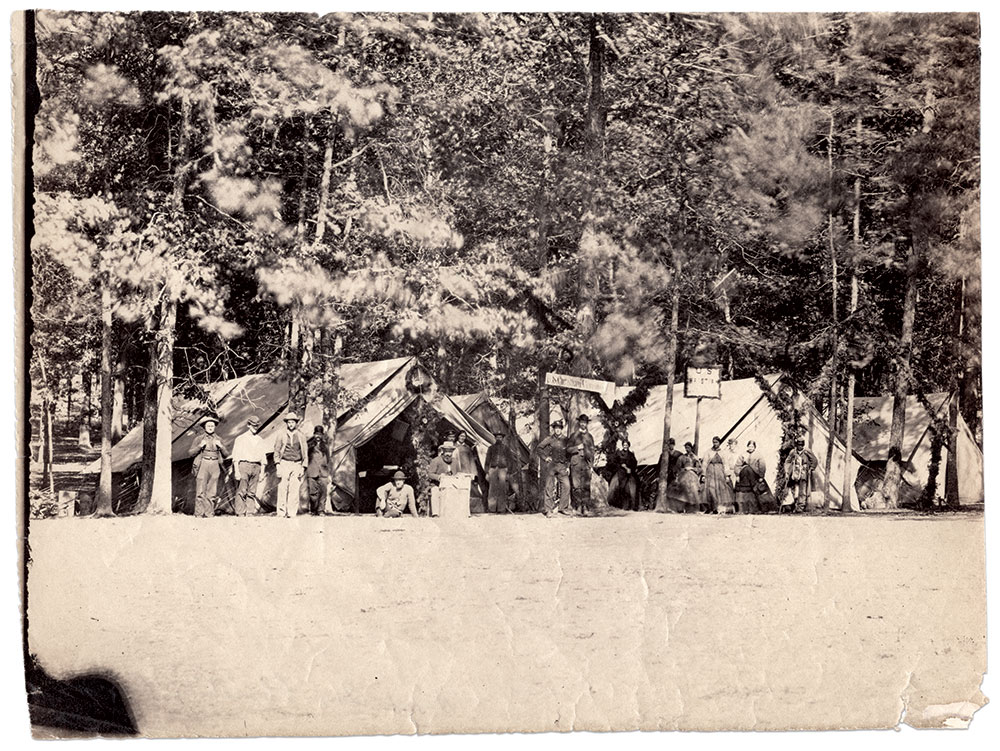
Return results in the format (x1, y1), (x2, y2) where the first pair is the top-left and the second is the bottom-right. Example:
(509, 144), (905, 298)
(550, 374), (862, 511)
(852, 393), (984, 505)
(90, 357), (495, 513)
(452, 392), (537, 509)
(451, 393), (531, 467)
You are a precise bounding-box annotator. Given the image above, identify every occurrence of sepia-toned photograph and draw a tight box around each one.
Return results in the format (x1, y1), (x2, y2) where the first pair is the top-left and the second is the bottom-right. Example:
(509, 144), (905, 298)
(14, 8), (986, 739)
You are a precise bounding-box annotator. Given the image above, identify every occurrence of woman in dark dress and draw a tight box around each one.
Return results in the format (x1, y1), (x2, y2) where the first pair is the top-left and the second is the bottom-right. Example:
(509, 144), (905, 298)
(733, 440), (768, 514)
(607, 438), (640, 511)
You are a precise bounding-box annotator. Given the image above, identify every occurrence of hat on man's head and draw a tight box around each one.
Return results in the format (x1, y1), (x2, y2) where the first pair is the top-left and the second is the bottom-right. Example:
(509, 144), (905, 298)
(551, 420), (564, 429)
(313, 425), (325, 435)
(284, 412), (300, 423)
(577, 414), (589, 422)
(392, 470), (406, 481)
(247, 415), (261, 428)
(200, 414), (219, 427)
(440, 441), (457, 451)
(795, 437), (805, 446)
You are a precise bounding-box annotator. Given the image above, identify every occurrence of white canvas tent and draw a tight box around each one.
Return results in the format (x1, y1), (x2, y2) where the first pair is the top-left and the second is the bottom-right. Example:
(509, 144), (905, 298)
(92, 357), (495, 512)
(552, 374), (863, 511)
(852, 393), (984, 505)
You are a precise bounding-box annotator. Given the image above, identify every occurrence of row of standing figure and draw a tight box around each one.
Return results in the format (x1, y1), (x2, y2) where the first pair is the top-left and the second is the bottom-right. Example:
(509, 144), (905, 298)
(192, 412), (332, 518)
(657, 436), (776, 514)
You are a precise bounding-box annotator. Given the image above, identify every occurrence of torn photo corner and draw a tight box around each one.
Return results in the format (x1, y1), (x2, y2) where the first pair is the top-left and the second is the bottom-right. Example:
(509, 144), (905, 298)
(14, 8), (987, 739)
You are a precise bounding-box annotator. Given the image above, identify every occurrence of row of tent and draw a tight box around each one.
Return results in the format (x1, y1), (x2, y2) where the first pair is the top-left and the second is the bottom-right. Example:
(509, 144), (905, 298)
(92, 356), (984, 512)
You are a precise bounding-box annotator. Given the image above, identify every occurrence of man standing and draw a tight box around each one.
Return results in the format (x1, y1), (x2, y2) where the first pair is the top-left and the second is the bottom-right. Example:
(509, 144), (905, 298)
(427, 440), (459, 515)
(231, 414), (266, 516)
(783, 437), (818, 513)
(306, 425), (330, 515)
(192, 415), (227, 518)
(484, 427), (511, 514)
(566, 414), (596, 516)
(536, 420), (570, 516)
(273, 412), (308, 518)
(376, 470), (419, 518)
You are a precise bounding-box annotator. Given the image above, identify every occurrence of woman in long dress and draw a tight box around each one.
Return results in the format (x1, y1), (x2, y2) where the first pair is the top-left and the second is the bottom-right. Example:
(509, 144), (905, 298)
(733, 440), (768, 514)
(607, 438), (640, 511)
(702, 436), (736, 514)
(671, 442), (703, 512)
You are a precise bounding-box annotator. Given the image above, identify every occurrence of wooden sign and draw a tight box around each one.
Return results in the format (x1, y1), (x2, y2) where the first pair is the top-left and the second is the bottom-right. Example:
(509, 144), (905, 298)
(544, 372), (617, 408)
(685, 366), (721, 399)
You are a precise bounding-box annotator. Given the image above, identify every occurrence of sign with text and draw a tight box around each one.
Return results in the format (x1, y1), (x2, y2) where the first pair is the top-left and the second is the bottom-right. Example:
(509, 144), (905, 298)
(544, 372), (617, 408)
(685, 366), (721, 399)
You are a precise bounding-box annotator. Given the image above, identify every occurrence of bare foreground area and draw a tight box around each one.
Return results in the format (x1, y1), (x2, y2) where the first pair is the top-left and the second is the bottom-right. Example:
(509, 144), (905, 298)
(26, 512), (986, 737)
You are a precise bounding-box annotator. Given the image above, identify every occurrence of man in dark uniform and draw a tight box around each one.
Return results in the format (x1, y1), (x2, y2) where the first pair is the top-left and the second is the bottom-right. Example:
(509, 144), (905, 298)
(192, 415), (227, 518)
(485, 427), (512, 514)
(566, 414), (596, 516)
(536, 420), (570, 516)
(306, 425), (330, 515)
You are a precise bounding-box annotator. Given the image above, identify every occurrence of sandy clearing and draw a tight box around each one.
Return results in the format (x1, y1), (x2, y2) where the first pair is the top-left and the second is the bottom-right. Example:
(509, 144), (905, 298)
(25, 512), (986, 736)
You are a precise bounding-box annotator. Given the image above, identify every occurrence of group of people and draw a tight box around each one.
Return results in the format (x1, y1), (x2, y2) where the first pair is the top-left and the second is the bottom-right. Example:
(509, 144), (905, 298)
(191, 411), (331, 518)
(659, 435), (818, 514)
(190, 406), (820, 518)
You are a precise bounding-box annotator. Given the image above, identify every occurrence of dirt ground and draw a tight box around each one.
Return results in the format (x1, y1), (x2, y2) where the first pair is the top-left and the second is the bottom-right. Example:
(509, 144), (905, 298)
(25, 511), (986, 737)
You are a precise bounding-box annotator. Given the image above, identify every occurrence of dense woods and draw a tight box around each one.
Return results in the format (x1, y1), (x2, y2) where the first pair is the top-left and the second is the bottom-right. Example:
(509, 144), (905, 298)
(28, 11), (980, 513)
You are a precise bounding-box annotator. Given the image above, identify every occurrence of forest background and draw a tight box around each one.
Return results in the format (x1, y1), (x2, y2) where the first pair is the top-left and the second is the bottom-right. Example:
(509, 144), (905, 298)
(25, 10), (981, 514)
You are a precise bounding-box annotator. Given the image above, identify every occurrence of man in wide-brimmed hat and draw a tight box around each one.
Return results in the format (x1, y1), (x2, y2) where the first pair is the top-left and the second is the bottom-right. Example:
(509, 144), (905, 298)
(232, 414), (266, 516)
(375, 470), (418, 518)
(192, 414), (227, 518)
(273, 411), (308, 517)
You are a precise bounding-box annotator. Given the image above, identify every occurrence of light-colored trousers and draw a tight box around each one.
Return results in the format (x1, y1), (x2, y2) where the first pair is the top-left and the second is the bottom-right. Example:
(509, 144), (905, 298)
(276, 460), (303, 517)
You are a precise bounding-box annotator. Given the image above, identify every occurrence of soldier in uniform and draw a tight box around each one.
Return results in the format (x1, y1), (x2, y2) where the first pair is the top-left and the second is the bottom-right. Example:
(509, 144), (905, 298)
(306, 425), (330, 515)
(484, 427), (512, 514)
(192, 415), (227, 518)
(536, 420), (571, 516)
(566, 414), (596, 516)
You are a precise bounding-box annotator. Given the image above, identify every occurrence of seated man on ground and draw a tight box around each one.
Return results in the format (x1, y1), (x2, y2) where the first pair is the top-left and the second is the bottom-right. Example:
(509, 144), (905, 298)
(376, 470), (418, 518)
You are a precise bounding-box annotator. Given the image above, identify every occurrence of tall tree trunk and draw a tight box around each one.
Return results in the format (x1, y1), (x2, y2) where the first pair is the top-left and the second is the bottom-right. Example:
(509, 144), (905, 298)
(296, 135), (311, 242)
(147, 301), (177, 515)
(79, 367), (92, 449)
(319, 331), (341, 515)
(823, 110), (838, 508)
(136, 330), (159, 512)
(944, 276), (965, 507)
(537, 368), (549, 442)
(312, 121), (337, 249)
(841, 116), (862, 513)
(96, 285), (114, 516)
(112, 363), (125, 442)
(38, 355), (54, 493)
(576, 14), (607, 368)
(655, 255), (682, 511)
(881, 238), (918, 509)
(46, 400), (55, 496)
(138, 95), (191, 514)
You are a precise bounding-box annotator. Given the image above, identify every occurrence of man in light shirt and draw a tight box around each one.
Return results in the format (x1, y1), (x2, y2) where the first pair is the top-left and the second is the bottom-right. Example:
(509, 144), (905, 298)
(376, 470), (418, 518)
(232, 414), (267, 516)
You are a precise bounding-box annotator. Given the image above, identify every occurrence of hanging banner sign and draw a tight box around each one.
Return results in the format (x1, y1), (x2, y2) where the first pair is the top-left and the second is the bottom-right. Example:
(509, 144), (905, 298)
(685, 366), (722, 399)
(545, 372), (617, 408)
